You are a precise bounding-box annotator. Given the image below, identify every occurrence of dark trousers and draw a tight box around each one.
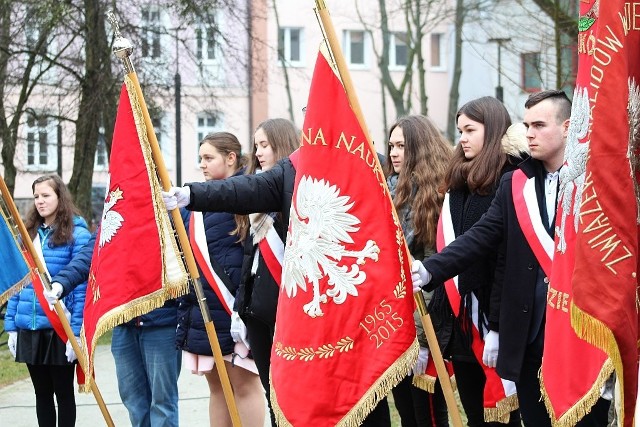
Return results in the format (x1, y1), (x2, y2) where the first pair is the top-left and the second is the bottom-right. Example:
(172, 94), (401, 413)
(361, 397), (391, 427)
(516, 329), (551, 427)
(453, 359), (520, 426)
(392, 375), (449, 426)
(245, 316), (276, 427)
(27, 363), (76, 427)
(575, 397), (611, 426)
(518, 328), (611, 427)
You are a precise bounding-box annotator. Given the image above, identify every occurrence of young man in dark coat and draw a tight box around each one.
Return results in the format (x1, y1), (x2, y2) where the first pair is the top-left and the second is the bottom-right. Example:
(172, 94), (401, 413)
(412, 90), (610, 427)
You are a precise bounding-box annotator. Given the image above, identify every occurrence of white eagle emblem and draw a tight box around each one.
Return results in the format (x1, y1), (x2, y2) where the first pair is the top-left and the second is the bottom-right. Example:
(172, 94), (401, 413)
(99, 187), (124, 248)
(282, 176), (380, 318)
(557, 86), (590, 253)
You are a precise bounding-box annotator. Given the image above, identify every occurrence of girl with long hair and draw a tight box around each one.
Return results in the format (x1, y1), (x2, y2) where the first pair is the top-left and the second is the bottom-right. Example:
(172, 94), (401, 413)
(177, 132), (265, 427)
(385, 115), (452, 427)
(5, 175), (91, 427)
(233, 118), (299, 426)
(430, 96), (526, 426)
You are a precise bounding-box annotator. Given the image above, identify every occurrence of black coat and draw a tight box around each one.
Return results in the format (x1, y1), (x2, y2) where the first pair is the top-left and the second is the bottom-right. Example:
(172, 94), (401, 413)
(423, 157), (551, 382)
(187, 158), (296, 327)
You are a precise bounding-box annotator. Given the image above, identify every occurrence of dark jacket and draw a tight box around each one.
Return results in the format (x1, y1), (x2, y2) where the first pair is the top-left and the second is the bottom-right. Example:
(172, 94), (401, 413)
(429, 159), (519, 360)
(175, 207), (244, 356)
(50, 229), (177, 329)
(422, 157), (550, 382)
(187, 158), (296, 327)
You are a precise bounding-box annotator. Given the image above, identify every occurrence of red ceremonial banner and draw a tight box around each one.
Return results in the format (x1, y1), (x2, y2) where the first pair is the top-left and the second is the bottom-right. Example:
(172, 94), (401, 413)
(569, 1), (640, 426)
(80, 79), (188, 391)
(270, 51), (418, 426)
(540, 2), (615, 425)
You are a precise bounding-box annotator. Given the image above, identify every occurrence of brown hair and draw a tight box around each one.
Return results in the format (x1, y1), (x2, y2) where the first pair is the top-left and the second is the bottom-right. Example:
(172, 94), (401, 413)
(525, 89), (572, 123)
(235, 118), (299, 241)
(245, 118), (299, 175)
(444, 96), (512, 195)
(200, 131), (247, 171)
(385, 115), (452, 248)
(25, 175), (81, 246)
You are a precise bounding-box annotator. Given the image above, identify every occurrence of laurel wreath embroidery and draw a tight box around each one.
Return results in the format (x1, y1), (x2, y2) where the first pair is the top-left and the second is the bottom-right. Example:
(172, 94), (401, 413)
(394, 282), (406, 299)
(274, 337), (354, 362)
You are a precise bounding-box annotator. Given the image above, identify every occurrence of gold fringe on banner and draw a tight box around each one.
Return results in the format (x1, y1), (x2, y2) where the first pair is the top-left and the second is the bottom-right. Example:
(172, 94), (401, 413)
(412, 372), (457, 394)
(80, 77), (189, 391)
(270, 339), (419, 427)
(535, 302), (617, 427)
(0, 274), (30, 306)
(412, 373), (436, 393)
(484, 393), (519, 423)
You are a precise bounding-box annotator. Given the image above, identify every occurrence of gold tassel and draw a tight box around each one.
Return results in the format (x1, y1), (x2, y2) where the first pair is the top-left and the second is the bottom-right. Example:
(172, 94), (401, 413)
(540, 337), (614, 427)
(412, 373), (436, 393)
(270, 339), (419, 426)
(0, 274), (30, 305)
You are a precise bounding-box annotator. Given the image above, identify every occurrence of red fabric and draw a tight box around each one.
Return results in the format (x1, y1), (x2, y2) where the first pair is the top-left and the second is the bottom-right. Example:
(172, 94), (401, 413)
(270, 52), (416, 425)
(257, 239), (282, 287)
(511, 170), (552, 276)
(570, 2), (640, 425)
(436, 211), (515, 417)
(25, 250), (87, 385)
(81, 83), (165, 389)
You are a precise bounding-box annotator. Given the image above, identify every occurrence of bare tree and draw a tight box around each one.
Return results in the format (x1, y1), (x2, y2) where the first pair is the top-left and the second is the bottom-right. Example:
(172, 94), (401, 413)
(446, 0), (464, 142)
(356, 0), (454, 120)
(0, 1), (75, 195)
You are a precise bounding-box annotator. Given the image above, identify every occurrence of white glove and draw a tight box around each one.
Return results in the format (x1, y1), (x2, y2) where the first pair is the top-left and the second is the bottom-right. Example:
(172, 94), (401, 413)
(482, 330), (499, 368)
(65, 336), (81, 363)
(43, 282), (64, 308)
(411, 259), (431, 293)
(162, 186), (190, 210)
(413, 347), (429, 376)
(230, 312), (250, 349)
(7, 332), (17, 358)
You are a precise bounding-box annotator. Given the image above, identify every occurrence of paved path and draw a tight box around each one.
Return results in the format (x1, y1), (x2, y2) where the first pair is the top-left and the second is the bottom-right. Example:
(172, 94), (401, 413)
(0, 345), (270, 426)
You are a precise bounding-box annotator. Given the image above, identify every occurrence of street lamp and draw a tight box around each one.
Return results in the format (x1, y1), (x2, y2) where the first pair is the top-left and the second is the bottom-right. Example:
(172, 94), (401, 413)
(488, 37), (511, 102)
(173, 27), (182, 186)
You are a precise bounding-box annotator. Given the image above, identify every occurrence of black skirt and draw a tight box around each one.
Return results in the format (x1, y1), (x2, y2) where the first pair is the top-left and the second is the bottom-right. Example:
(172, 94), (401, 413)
(15, 329), (71, 366)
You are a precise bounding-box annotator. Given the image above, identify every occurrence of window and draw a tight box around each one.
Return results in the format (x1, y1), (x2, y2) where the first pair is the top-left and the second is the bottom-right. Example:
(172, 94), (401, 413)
(278, 28), (303, 66)
(196, 113), (223, 161)
(430, 33), (445, 70)
(522, 52), (542, 92)
(196, 25), (217, 62)
(25, 114), (55, 169)
(344, 30), (369, 68)
(390, 32), (409, 68)
(95, 127), (108, 169)
(141, 8), (161, 58)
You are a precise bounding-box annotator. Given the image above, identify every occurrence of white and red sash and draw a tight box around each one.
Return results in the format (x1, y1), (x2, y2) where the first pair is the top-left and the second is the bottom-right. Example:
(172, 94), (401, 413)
(189, 212), (235, 315)
(249, 213), (284, 287)
(511, 170), (554, 276)
(437, 193), (518, 422)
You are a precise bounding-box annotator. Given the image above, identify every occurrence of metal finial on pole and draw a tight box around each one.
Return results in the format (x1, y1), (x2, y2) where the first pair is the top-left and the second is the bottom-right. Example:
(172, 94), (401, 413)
(107, 10), (134, 73)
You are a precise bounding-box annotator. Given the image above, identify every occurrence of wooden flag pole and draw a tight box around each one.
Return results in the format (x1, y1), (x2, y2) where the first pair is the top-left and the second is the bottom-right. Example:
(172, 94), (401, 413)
(0, 177), (114, 427)
(314, 2), (463, 426)
(106, 13), (242, 427)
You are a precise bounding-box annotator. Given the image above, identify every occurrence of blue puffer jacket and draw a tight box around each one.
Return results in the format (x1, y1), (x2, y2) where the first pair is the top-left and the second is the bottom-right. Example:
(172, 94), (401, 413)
(5, 216), (91, 336)
(175, 206), (244, 356)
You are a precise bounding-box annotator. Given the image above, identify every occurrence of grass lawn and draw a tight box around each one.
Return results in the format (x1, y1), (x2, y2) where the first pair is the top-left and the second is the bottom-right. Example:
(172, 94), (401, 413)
(0, 319), (113, 387)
